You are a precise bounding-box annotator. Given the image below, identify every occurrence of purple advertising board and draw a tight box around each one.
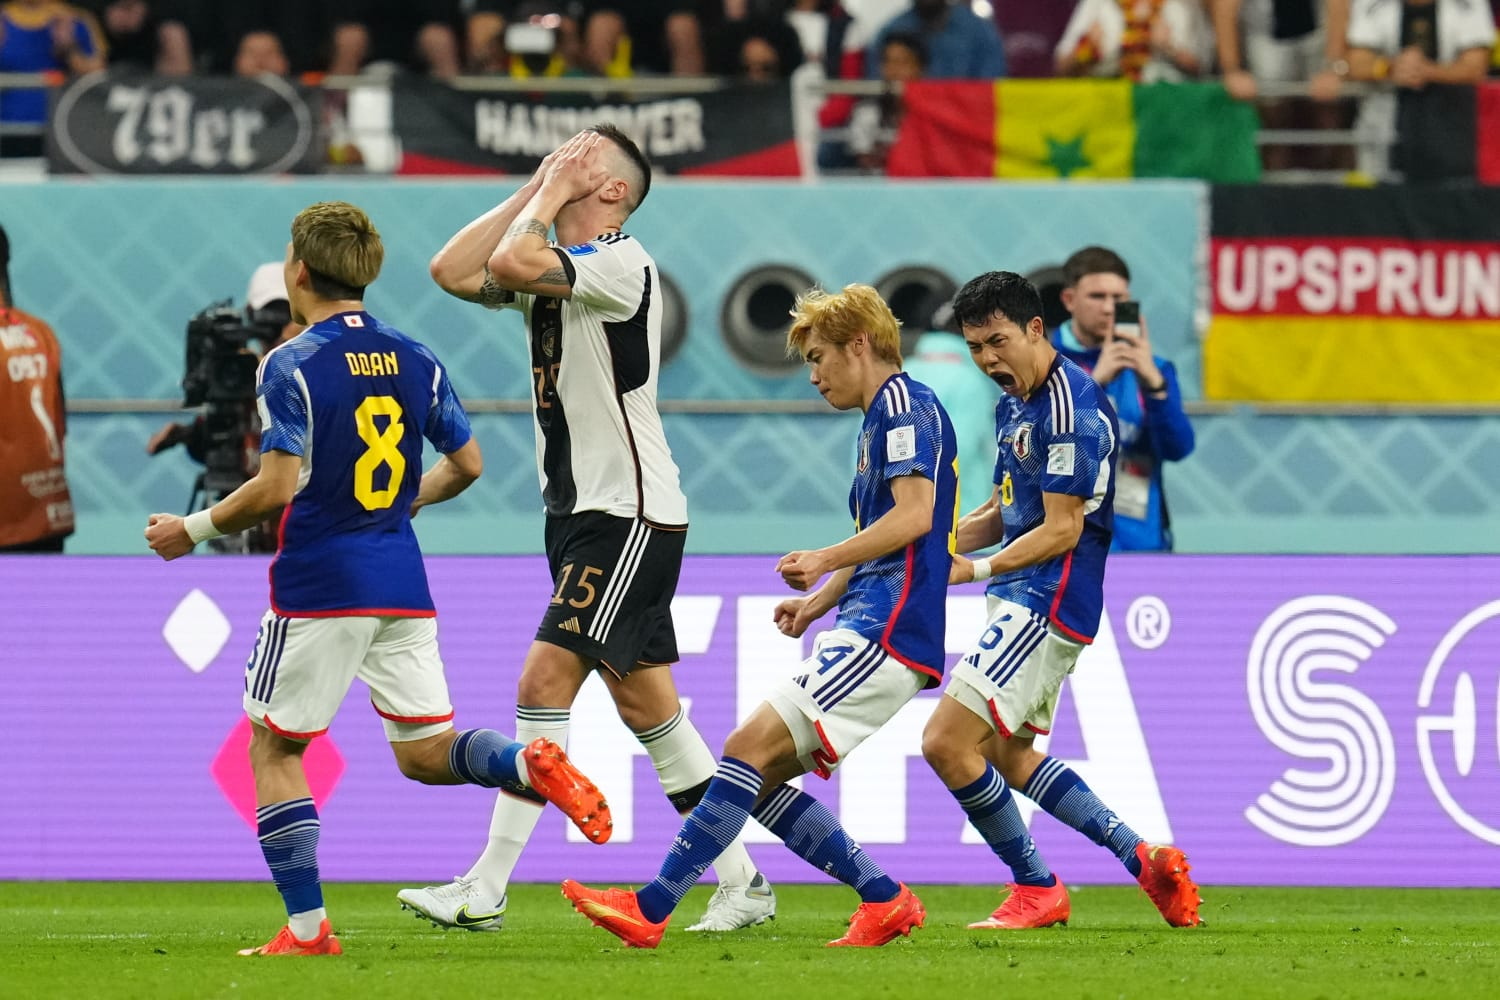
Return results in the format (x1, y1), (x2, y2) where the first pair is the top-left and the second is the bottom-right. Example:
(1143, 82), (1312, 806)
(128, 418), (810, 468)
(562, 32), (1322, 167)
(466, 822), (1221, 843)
(3, 555), (1497, 887)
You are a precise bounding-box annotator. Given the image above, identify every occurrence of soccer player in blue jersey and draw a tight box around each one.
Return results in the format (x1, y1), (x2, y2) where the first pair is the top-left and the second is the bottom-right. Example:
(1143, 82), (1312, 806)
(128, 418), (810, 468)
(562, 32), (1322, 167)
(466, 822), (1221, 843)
(562, 282), (958, 949)
(922, 271), (1201, 930)
(145, 201), (612, 957)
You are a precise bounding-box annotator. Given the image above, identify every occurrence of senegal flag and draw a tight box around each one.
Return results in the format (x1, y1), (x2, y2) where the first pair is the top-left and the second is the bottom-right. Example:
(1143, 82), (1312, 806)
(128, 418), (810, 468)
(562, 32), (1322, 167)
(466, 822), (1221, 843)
(886, 80), (1260, 183)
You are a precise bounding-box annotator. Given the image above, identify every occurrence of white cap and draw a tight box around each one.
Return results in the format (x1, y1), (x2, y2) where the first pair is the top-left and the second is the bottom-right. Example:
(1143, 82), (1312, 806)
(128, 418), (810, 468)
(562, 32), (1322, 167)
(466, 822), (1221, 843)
(245, 261), (288, 310)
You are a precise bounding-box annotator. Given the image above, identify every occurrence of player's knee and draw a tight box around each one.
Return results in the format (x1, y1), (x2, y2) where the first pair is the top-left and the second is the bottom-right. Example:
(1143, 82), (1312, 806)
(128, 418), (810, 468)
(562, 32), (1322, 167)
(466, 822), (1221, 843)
(393, 743), (448, 784)
(920, 725), (964, 779)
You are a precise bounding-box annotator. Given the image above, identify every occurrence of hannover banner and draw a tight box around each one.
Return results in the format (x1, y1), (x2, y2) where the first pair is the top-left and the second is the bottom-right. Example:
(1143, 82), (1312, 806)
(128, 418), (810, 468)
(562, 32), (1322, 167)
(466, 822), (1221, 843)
(391, 78), (801, 176)
(5, 555), (1497, 887)
(45, 72), (324, 175)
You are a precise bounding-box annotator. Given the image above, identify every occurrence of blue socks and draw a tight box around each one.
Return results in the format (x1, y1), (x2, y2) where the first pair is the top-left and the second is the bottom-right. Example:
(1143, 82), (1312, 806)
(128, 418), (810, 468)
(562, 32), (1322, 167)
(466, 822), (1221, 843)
(953, 765), (1055, 887)
(637, 757), (763, 923)
(754, 784), (900, 903)
(1023, 756), (1144, 876)
(257, 797), (323, 917)
(448, 728), (526, 791)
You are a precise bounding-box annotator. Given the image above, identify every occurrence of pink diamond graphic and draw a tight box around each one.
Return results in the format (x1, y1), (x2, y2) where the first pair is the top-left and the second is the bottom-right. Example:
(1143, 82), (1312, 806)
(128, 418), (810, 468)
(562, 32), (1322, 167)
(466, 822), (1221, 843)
(211, 717), (346, 828)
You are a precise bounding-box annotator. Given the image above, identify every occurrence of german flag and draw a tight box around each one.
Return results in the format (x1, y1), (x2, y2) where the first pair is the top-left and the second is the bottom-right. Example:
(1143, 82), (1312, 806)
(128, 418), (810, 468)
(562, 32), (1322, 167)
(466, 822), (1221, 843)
(1205, 186), (1500, 403)
(885, 80), (1260, 182)
(1390, 83), (1500, 184)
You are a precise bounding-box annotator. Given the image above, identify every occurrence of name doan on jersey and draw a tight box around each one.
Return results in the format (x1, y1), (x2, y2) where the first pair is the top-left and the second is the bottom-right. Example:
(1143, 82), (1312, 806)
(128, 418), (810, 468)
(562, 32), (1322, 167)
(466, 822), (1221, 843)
(344, 351), (400, 376)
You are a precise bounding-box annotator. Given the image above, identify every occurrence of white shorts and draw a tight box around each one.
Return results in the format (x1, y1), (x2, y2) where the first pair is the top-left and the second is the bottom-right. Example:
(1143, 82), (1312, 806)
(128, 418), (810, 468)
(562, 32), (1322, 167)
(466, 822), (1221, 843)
(765, 628), (926, 779)
(945, 598), (1084, 739)
(1245, 28), (1324, 83)
(242, 612), (455, 743)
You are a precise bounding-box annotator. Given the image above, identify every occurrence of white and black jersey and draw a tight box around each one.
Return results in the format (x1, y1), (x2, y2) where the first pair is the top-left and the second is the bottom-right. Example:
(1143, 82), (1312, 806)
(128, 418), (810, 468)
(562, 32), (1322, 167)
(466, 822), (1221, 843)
(499, 233), (688, 527)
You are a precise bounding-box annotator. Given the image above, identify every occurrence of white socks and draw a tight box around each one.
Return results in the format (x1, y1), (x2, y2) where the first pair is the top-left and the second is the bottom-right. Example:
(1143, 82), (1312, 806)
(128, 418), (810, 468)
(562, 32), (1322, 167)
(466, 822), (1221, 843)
(464, 706), (570, 898)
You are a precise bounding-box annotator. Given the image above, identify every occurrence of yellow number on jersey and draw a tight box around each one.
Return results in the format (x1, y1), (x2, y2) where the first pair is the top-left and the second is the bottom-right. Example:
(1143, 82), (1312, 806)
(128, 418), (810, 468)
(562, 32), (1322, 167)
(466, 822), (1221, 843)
(1000, 471), (1014, 507)
(353, 395), (406, 511)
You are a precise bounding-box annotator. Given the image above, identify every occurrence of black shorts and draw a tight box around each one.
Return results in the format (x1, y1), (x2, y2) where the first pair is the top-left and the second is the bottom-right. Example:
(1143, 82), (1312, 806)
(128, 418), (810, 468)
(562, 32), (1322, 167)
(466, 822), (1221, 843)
(539, 511), (686, 677)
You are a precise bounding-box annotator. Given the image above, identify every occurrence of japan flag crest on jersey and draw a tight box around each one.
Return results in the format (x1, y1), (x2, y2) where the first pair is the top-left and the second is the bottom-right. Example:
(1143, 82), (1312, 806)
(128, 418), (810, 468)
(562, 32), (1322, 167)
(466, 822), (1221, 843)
(1012, 423), (1033, 460)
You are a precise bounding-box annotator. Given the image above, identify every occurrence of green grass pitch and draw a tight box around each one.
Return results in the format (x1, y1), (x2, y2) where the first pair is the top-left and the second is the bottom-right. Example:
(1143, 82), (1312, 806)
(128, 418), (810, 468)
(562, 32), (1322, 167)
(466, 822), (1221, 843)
(4, 882), (1497, 999)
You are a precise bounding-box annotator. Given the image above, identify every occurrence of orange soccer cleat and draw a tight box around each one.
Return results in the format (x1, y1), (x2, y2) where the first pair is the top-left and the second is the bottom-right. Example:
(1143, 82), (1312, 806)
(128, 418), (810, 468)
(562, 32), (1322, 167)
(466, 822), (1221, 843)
(827, 883), (926, 947)
(561, 880), (670, 949)
(967, 880), (1071, 929)
(237, 919), (343, 956)
(526, 738), (613, 844)
(1136, 843), (1203, 927)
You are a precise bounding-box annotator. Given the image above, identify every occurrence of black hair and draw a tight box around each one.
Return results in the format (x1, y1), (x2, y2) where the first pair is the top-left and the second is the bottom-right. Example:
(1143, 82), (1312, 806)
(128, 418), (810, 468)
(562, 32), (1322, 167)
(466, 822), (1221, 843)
(1062, 245), (1130, 287)
(882, 30), (928, 68)
(588, 122), (652, 211)
(951, 271), (1044, 332)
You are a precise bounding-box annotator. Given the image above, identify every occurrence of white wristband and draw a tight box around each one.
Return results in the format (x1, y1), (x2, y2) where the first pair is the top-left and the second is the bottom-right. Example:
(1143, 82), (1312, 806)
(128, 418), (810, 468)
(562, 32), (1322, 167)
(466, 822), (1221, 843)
(970, 557), (992, 583)
(183, 509), (224, 544)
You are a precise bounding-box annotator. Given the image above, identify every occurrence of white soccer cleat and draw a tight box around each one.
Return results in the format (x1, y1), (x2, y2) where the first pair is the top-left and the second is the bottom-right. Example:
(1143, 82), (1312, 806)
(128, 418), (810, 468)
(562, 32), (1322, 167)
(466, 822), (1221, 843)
(397, 876), (507, 931)
(685, 873), (777, 932)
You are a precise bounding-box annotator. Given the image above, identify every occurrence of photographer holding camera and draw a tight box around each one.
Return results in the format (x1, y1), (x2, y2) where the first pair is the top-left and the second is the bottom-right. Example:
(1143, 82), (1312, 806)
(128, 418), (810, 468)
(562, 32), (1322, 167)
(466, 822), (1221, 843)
(1052, 246), (1194, 552)
(146, 262), (299, 552)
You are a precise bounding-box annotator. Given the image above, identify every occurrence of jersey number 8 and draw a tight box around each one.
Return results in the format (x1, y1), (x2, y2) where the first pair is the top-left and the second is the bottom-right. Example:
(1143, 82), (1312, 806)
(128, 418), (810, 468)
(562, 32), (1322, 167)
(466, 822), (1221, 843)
(353, 395), (407, 511)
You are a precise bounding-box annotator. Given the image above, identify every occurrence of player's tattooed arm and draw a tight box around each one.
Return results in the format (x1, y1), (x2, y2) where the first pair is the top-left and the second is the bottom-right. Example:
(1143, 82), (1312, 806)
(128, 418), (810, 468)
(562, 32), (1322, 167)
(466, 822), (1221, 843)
(503, 217), (549, 241)
(467, 266), (515, 308)
(528, 265), (571, 291)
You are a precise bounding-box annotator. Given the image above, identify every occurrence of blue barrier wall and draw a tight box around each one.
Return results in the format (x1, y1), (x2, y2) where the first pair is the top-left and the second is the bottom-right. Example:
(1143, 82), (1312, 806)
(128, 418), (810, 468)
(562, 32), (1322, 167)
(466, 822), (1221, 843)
(6, 179), (1494, 555)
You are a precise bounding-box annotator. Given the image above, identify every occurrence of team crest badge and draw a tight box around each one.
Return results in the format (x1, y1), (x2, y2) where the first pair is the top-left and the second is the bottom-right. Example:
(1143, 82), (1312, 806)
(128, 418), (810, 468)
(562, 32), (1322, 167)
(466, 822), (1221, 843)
(542, 331), (557, 360)
(1013, 423), (1033, 460)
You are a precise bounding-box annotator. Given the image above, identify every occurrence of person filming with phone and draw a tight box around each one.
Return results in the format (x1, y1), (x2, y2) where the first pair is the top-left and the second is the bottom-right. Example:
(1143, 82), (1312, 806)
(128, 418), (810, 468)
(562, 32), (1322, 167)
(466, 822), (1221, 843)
(1052, 246), (1194, 552)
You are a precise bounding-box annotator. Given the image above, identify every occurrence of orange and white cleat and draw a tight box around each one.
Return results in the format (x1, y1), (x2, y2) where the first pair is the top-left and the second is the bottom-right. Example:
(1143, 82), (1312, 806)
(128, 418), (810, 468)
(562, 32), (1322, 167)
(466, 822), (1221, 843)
(561, 880), (669, 949)
(827, 883), (926, 947)
(526, 738), (613, 844)
(968, 880), (1070, 929)
(237, 919), (343, 956)
(1136, 843), (1203, 927)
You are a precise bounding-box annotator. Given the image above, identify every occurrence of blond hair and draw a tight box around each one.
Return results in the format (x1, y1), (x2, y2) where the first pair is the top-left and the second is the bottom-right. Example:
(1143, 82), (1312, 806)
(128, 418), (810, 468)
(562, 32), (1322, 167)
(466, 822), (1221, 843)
(290, 201), (383, 296)
(786, 283), (902, 364)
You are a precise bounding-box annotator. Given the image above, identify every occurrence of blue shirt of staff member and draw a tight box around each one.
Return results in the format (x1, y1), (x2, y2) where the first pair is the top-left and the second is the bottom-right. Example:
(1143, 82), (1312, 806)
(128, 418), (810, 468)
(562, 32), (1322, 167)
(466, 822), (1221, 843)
(1051, 245), (1194, 552)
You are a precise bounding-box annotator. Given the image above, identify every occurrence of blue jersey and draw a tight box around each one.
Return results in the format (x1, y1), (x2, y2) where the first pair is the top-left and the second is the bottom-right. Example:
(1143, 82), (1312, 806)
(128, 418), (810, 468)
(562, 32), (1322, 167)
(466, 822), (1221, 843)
(256, 311), (472, 616)
(0, 4), (103, 125)
(986, 356), (1117, 643)
(836, 373), (959, 685)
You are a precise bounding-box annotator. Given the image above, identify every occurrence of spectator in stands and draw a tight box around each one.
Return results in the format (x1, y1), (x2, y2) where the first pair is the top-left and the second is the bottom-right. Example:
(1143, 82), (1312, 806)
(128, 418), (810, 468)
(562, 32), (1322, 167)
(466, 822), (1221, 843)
(710, 14), (806, 76)
(846, 29), (923, 170)
(1052, 246), (1194, 553)
(0, 223), (75, 553)
(1345, 0), (1495, 87)
(85, 0), (191, 74)
(1216, 0), (1350, 101)
(325, 0), (463, 78)
(203, 2), (327, 76)
(0, 0), (105, 156)
(991, 0), (1077, 76)
(463, 0), (508, 73)
(490, 3), (589, 77)
(1215, 1), (1355, 172)
(1055, 0), (1210, 80)
(579, 2), (707, 76)
(233, 29), (290, 76)
(866, 0), (1006, 79)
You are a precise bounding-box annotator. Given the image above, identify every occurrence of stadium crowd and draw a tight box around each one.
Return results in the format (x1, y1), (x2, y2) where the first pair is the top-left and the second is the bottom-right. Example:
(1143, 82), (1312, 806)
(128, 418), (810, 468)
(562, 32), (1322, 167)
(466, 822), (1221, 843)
(2, 2), (1497, 165)
(4, 2), (1497, 87)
